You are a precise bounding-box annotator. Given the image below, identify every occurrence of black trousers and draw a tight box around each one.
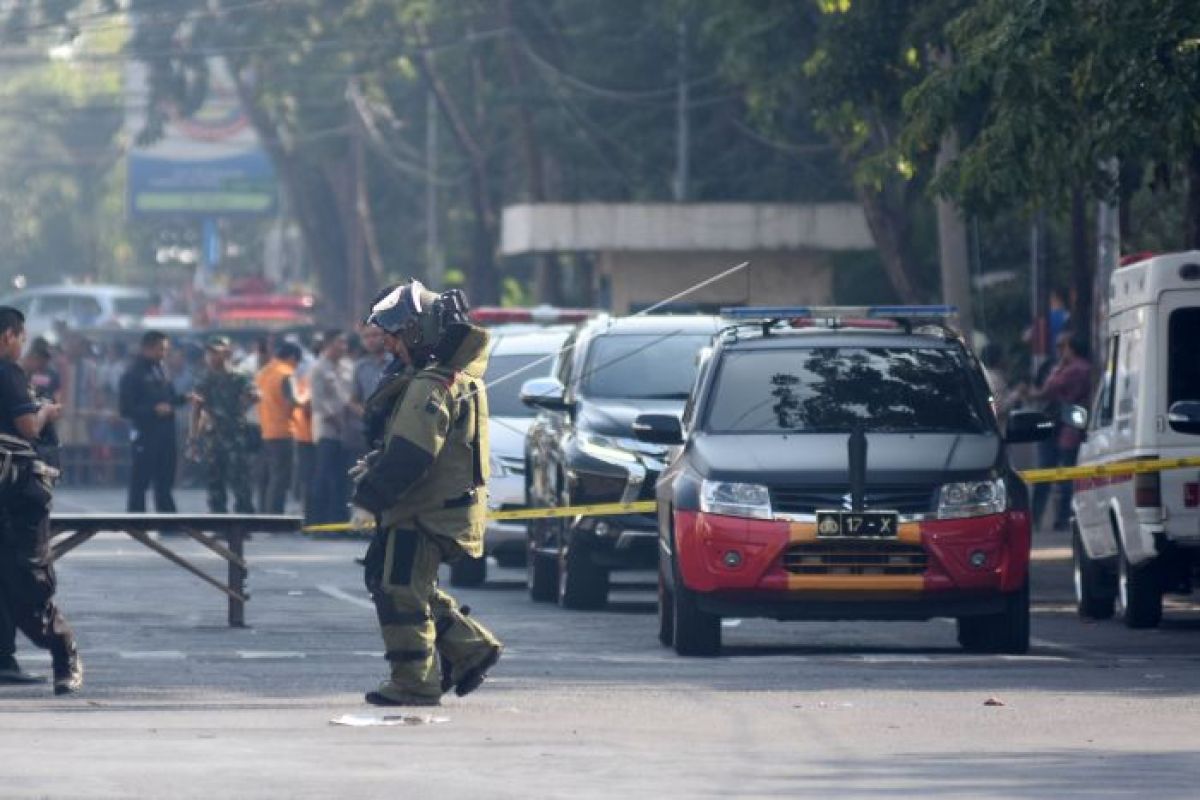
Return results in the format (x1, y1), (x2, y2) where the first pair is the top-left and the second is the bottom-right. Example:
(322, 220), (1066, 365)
(261, 439), (294, 514)
(127, 429), (177, 512)
(0, 471), (75, 663)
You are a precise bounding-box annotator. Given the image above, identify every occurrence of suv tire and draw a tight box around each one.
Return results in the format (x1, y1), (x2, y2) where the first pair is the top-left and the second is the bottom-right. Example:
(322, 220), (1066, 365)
(1073, 526), (1115, 620)
(657, 561), (675, 647)
(449, 555), (487, 588)
(672, 559), (721, 656)
(956, 579), (1030, 654)
(558, 534), (609, 610)
(527, 534), (557, 603)
(1117, 546), (1162, 629)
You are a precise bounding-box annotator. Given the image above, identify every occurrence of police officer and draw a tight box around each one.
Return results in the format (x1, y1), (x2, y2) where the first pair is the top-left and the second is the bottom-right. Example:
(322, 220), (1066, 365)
(120, 331), (186, 513)
(351, 281), (501, 706)
(190, 336), (259, 514)
(0, 306), (82, 695)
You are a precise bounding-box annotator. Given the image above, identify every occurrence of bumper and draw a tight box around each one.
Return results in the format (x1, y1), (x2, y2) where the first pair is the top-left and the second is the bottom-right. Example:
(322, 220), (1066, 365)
(674, 509), (1030, 618)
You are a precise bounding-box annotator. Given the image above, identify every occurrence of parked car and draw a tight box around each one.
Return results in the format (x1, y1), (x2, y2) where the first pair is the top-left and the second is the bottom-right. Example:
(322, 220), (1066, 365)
(1073, 251), (1200, 628)
(639, 306), (1057, 655)
(520, 314), (723, 608)
(448, 326), (573, 587)
(0, 284), (159, 340)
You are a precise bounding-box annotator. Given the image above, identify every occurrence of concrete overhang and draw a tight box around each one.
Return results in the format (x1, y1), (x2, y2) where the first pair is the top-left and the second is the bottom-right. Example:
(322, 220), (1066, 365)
(501, 202), (874, 255)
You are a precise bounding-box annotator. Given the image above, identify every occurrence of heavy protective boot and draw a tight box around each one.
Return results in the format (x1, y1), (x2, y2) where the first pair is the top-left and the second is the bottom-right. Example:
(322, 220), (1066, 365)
(453, 644), (502, 698)
(364, 686), (441, 707)
(0, 655), (45, 685)
(51, 643), (83, 696)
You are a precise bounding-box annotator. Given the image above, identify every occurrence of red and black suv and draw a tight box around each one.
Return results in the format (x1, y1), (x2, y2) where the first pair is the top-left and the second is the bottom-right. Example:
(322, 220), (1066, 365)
(635, 307), (1055, 656)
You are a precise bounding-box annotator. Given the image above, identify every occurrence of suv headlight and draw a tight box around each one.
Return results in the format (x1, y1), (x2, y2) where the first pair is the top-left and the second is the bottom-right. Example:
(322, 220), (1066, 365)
(700, 480), (772, 520)
(578, 433), (639, 464)
(937, 478), (1007, 519)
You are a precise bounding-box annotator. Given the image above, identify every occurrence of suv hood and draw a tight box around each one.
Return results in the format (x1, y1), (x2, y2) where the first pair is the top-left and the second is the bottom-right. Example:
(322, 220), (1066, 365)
(691, 432), (1001, 485)
(578, 398), (685, 438)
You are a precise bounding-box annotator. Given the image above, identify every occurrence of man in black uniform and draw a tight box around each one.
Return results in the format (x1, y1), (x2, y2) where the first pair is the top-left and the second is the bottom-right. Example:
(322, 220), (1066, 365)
(0, 306), (82, 695)
(120, 330), (185, 512)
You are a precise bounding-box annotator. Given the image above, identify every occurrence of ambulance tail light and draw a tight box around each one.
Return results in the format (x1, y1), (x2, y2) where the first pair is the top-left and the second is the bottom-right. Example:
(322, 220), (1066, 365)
(1134, 471), (1161, 509)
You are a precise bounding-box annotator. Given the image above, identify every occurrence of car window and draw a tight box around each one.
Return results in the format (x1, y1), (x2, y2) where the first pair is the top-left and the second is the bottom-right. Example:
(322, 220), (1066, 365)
(71, 296), (103, 322)
(705, 346), (990, 434)
(1168, 307), (1200, 406)
(37, 295), (71, 315)
(114, 296), (153, 316)
(580, 332), (713, 400)
(487, 353), (553, 417)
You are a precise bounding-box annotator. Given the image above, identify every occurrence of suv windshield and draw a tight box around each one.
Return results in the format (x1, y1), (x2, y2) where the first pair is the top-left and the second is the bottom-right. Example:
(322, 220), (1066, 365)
(582, 332), (713, 400)
(114, 296), (153, 316)
(706, 346), (990, 434)
(486, 353), (550, 417)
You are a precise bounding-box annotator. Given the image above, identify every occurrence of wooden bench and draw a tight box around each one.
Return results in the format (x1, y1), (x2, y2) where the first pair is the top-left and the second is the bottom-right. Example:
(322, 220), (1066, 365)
(49, 514), (303, 627)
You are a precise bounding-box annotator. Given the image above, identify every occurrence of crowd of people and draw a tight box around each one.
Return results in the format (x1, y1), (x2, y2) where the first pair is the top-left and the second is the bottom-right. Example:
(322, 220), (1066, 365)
(25, 323), (391, 526)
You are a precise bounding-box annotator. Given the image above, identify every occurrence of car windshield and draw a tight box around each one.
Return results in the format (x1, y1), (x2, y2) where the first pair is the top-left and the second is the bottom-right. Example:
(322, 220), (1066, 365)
(705, 346), (990, 434)
(581, 332), (713, 400)
(486, 353), (552, 417)
(114, 296), (153, 316)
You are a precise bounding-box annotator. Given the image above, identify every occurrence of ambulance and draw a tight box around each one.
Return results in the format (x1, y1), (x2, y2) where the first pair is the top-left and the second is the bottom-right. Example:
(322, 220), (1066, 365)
(1073, 251), (1200, 627)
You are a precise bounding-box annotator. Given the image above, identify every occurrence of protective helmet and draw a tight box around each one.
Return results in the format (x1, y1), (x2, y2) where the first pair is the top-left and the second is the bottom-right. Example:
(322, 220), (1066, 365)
(365, 280), (469, 355)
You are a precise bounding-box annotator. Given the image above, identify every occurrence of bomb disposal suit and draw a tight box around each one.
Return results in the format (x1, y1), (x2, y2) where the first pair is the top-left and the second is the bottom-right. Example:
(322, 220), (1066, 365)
(352, 282), (501, 706)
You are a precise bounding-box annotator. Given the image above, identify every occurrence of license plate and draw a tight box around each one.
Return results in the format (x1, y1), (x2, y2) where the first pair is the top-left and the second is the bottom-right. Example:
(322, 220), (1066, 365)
(816, 510), (899, 538)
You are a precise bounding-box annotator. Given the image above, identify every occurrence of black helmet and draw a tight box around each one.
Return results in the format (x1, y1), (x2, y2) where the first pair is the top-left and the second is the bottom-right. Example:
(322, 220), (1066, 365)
(365, 280), (470, 355)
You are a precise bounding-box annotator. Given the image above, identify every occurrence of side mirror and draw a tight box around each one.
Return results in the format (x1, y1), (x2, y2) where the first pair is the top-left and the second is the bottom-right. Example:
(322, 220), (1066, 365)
(1005, 410), (1055, 443)
(1168, 400), (1200, 436)
(1062, 404), (1089, 430)
(632, 413), (684, 446)
(519, 376), (570, 412)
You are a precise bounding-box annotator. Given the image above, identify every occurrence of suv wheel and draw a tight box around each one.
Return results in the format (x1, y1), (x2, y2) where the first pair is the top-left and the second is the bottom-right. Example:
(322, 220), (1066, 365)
(1073, 526), (1115, 620)
(956, 579), (1030, 654)
(1117, 545), (1163, 629)
(449, 555), (487, 588)
(527, 526), (557, 603)
(657, 561), (675, 647)
(558, 534), (609, 610)
(671, 558), (721, 656)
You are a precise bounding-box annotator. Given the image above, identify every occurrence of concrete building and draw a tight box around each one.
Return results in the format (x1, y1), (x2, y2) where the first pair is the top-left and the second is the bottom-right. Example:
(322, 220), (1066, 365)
(500, 202), (875, 312)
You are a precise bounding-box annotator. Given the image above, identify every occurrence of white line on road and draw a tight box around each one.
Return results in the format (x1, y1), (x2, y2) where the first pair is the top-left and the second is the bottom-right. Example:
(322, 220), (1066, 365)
(237, 651), (307, 660)
(317, 584), (375, 610)
(118, 651), (186, 660)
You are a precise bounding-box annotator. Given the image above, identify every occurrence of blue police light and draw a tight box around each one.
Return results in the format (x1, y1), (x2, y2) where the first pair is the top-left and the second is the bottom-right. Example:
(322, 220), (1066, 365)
(720, 305), (957, 320)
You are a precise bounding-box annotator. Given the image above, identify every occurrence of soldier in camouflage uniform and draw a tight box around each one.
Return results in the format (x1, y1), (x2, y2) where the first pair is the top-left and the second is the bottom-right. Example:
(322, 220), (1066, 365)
(190, 336), (258, 514)
(351, 281), (501, 707)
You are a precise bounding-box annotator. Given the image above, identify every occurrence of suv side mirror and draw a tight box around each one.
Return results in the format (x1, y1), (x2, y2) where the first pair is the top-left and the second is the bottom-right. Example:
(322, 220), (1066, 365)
(1168, 400), (1200, 435)
(519, 377), (570, 411)
(1062, 404), (1089, 430)
(1005, 410), (1055, 443)
(632, 413), (684, 446)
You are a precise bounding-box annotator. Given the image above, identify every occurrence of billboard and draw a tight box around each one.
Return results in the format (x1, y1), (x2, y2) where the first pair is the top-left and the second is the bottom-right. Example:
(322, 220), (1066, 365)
(125, 60), (277, 217)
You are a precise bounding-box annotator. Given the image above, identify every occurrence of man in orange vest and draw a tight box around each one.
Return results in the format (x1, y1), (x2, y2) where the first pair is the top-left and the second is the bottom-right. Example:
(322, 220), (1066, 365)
(254, 342), (302, 514)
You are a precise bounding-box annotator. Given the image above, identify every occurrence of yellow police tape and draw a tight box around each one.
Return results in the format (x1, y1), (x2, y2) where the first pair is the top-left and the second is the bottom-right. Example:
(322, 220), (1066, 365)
(302, 457), (1200, 534)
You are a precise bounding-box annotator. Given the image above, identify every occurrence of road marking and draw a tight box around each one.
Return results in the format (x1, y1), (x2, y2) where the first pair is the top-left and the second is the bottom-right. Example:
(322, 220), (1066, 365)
(236, 651), (307, 660)
(118, 651), (186, 660)
(317, 584), (375, 610)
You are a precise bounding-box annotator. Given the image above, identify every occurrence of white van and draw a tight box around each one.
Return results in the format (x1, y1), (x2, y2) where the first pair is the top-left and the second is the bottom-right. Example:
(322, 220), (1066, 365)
(1073, 251), (1200, 627)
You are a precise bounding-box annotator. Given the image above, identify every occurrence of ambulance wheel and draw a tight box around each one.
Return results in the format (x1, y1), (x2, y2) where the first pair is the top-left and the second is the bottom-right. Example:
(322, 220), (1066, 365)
(672, 560), (721, 656)
(558, 535), (609, 610)
(449, 555), (487, 588)
(1117, 547), (1162, 629)
(957, 579), (1029, 654)
(657, 561), (675, 647)
(527, 538), (557, 603)
(1073, 526), (1115, 620)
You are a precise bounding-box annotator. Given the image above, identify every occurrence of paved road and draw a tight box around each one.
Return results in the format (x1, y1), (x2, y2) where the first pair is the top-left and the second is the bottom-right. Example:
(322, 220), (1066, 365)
(2, 489), (1199, 798)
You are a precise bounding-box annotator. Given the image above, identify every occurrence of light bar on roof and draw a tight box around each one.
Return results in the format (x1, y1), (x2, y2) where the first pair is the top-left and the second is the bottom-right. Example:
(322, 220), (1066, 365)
(721, 305), (957, 320)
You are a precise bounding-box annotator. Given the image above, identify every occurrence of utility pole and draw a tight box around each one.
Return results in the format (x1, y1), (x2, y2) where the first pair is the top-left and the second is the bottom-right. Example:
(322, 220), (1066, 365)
(672, 17), (690, 203)
(1094, 158), (1120, 351)
(426, 90), (444, 286)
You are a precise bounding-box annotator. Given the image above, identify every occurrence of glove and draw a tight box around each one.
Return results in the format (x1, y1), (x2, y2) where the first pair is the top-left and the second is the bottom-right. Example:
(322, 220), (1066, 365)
(348, 450), (381, 481)
(349, 505), (376, 531)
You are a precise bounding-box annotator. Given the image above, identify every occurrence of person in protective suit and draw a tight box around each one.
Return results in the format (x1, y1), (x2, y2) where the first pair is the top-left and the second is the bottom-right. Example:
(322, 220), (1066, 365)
(351, 281), (502, 706)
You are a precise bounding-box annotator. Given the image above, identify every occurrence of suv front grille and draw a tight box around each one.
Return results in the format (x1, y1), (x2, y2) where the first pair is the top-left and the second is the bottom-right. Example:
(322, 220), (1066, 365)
(771, 486), (935, 515)
(782, 541), (927, 576)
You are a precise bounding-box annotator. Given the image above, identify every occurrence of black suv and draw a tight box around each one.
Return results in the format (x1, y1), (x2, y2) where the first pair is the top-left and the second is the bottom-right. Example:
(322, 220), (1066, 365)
(635, 307), (1056, 655)
(520, 315), (723, 609)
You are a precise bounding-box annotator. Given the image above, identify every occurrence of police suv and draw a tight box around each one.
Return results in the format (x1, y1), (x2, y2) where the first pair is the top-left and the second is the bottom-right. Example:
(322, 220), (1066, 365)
(636, 306), (1054, 656)
(1073, 252), (1200, 628)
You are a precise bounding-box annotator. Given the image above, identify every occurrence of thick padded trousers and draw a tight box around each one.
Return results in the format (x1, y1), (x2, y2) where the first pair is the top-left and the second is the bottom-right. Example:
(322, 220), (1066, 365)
(363, 527), (500, 700)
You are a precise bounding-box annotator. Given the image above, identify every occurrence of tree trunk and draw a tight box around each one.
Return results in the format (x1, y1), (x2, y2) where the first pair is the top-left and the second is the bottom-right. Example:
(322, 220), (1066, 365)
(1069, 185), (1092, 343)
(854, 185), (921, 304)
(1187, 144), (1200, 249)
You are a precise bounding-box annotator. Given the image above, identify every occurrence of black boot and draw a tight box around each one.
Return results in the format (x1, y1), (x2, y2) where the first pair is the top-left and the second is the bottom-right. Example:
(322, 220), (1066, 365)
(51, 643), (83, 696)
(0, 655), (45, 685)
